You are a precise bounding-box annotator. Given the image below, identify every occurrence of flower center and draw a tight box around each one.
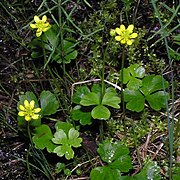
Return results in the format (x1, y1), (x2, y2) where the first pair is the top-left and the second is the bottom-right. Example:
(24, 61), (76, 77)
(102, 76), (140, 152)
(26, 107), (34, 116)
(122, 30), (130, 39)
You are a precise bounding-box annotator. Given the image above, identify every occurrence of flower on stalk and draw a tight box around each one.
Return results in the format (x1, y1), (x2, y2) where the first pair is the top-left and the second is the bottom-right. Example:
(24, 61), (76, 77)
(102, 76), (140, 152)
(30, 15), (51, 37)
(18, 100), (41, 121)
(111, 24), (138, 45)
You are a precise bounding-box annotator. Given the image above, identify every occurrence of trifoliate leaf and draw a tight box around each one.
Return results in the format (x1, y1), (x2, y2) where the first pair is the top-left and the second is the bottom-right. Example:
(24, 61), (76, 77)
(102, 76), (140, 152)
(52, 128), (82, 160)
(91, 105), (110, 120)
(40, 91), (59, 115)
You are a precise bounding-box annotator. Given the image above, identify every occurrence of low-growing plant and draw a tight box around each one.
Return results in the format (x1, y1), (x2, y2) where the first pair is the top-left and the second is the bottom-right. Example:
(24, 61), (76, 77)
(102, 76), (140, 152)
(71, 84), (121, 122)
(90, 140), (161, 179)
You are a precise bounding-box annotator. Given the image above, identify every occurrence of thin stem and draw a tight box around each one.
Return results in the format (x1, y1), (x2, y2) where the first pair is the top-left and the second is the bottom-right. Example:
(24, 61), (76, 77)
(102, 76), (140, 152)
(99, 121), (104, 142)
(99, 38), (113, 141)
(120, 46), (127, 137)
(27, 122), (32, 180)
(101, 38), (113, 101)
(121, 46), (126, 128)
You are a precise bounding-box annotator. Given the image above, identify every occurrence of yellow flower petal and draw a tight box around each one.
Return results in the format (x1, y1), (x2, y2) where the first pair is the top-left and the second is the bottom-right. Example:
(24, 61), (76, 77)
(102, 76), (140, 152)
(115, 28), (121, 35)
(34, 108), (41, 113)
(127, 40), (133, 45)
(24, 100), (29, 108)
(32, 114), (39, 120)
(115, 36), (122, 41)
(30, 100), (35, 109)
(36, 31), (42, 37)
(19, 105), (25, 111)
(120, 39), (126, 44)
(42, 15), (47, 22)
(25, 115), (31, 121)
(34, 15), (40, 23)
(130, 33), (138, 38)
(30, 23), (37, 29)
(18, 111), (26, 116)
(42, 26), (50, 32)
(120, 24), (125, 31)
(127, 24), (134, 33)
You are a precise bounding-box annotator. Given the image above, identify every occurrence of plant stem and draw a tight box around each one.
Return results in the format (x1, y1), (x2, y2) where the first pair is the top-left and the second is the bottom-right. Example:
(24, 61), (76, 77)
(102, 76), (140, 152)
(27, 122), (32, 180)
(101, 38), (113, 101)
(99, 38), (113, 141)
(120, 46), (126, 133)
(151, 1), (175, 179)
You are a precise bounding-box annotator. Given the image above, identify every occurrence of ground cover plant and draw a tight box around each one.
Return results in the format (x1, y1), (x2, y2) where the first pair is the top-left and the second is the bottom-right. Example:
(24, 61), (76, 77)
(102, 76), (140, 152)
(0, 0), (180, 179)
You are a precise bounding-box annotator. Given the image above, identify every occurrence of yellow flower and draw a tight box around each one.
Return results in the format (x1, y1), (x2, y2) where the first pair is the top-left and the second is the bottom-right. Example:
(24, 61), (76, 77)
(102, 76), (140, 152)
(18, 100), (41, 121)
(114, 24), (138, 45)
(30, 15), (51, 37)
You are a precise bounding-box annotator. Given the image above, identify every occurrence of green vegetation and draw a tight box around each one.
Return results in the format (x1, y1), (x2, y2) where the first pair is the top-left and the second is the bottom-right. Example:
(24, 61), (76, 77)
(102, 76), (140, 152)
(0, 0), (179, 179)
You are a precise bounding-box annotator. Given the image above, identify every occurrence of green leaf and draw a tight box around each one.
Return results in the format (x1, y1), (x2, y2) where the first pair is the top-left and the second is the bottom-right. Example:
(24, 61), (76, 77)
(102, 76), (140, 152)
(17, 91), (39, 111)
(52, 129), (68, 144)
(91, 105), (110, 120)
(52, 127), (82, 160)
(44, 24), (59, 48)
(141, 75), (168, 96)
(129, 64), (145, 78)
(68, 128), (82, 147)
(97, 140), (132, 173)
(40, 91), (59, 115)
(109, 155), (132, 172)
(55, 121), (73, 135)
(120, 64), (145, 89)
(127, 77), (142, 90)
(80, 92), (100, 106)
(55, 162), (65, 173)
(134, 160), (161, 180)
(124, 89), (145, 112)
(90, 166), (122, 180)
(32, 124), (56, 152)
(98, 140), (130, 164)
(102, 92), (120, 108)
(53, 144), (74, 160)
(72, 86), (90, 104)
(55, 39), (78, 64)
(71, 106), (92, 125)
(146, 91), (169, 111)
(123, 68), (131, 84)
(64, 50), (77, 63)
(91, 84), (102, 94)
